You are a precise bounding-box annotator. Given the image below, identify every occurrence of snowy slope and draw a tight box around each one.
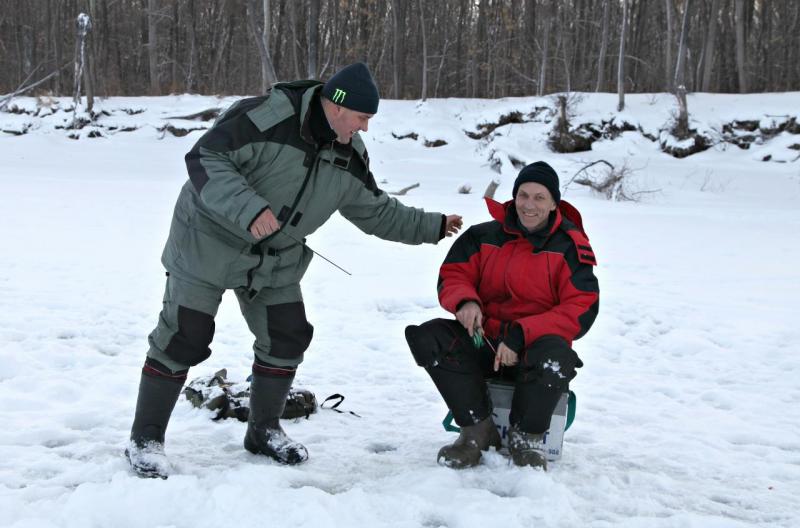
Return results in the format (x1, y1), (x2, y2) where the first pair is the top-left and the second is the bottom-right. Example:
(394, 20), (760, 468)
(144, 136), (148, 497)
(0, 92), (798, 528)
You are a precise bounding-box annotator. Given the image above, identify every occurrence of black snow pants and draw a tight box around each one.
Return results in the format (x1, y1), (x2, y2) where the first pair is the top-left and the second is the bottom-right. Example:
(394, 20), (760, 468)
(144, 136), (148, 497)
(405, 318), (581, 434)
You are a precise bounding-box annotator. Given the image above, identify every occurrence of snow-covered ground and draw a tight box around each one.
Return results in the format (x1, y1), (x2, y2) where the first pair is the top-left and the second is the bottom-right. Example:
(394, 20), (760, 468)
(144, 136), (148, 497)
(1, 92), (799, 528)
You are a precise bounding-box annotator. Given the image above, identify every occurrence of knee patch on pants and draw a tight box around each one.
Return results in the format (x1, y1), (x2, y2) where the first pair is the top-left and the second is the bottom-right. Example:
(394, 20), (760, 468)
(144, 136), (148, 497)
(405, 319), (473, 371)
(521, 335), (580, 390)
(265, 302), (313, 360)
(164, 305), (215, 366)
(405, 324), (438, 368)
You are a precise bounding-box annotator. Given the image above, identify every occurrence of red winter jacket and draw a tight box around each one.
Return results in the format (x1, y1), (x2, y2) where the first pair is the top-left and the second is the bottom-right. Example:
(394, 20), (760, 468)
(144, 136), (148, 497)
(437, 198), (599, 351)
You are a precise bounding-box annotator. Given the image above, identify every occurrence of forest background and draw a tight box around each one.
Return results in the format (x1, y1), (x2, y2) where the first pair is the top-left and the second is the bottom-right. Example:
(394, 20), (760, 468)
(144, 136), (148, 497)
(2, 0), (799, 102)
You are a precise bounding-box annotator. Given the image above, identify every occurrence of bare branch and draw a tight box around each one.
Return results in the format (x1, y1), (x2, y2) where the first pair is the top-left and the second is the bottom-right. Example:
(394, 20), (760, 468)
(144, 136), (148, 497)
(1, 64), (69, 111)
(564, 159), (615, 188)
(483, 179), (500, 199)
(389, 183), (420, 196)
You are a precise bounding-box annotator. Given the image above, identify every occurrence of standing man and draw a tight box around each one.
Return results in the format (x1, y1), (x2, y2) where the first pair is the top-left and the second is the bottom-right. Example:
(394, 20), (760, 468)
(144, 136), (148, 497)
(127, 62), (462, 479)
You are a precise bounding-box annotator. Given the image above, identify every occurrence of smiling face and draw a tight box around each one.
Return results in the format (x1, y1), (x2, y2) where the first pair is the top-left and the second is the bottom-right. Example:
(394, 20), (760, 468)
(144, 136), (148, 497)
(515, 181), (557, 232)
(322, 100), (374, 144)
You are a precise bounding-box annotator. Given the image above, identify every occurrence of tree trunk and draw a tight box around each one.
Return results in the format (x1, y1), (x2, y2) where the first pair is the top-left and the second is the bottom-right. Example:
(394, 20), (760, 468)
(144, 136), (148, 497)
(617, 0), (627, 111)
(734, 0), (748, 92)
(169, 0), (178, 91)
(392, 0), (401, 98)
(674, 0), (690, 90)
(246, 0), (278, 92)
(674, 84), (689, 138)
(559, 4), (572, 92)
(307, 0), (319, 78)
(148, 0), (159, 95)
(73, 13), (91, 107)
(48, 0), (63, 94)
(83, 5), (95, 112)
(664, 0), (674, 91)
(272, 0), (285, 76)
(595, 0), (610, 92)
(418, 0), (427, 100)
(701, 0), (721, 92)
(211, 4), (231, 93)
(537, 0), (553, 96)
(525, 0), (537, 91)
(434, 23), (450, 98)
(476, 0), (488, 97)
(288, 0), (301, 78)
(185, 0), (197, 92)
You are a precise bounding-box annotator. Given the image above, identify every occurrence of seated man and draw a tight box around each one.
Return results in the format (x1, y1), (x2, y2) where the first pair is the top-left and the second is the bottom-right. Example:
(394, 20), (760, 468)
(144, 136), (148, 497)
(405, 161), (599, 470)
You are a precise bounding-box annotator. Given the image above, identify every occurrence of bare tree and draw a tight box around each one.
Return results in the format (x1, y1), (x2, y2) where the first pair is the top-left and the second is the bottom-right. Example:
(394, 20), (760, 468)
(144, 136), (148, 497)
(664, 0), (674, 91)
(246, 0), (278, 92)
(700, 0), (721, 92)
(73, 13), (91, 108)
(595, 0), (610, 92)
(673, 84), (690, 139)
(184, 0), (197, 92)
(418, 0), (428, 100)
(734, 0), (748, 93)
(287, 0), (302, 79)
(617, 0), (628, 111)
(210, 1), (231, 94)
(83, 0), (96, 110)
(147, 0), (159, 95)
(391, 0), (404, 98)
(0, 66), (66, 111)
(673, 0), (690, 90)
(433, 9), (450, 98)
(307, 0), (320, 78)
(537, 0), (554, 96)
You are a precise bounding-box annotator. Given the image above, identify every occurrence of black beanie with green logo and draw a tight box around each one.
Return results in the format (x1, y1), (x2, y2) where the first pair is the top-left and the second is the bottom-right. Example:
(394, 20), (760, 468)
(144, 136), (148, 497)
(322, 62), (380, 114)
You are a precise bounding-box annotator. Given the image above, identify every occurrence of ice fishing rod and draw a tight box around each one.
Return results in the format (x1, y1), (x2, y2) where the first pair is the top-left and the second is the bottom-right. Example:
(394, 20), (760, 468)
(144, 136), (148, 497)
(279, 230), (352, 276)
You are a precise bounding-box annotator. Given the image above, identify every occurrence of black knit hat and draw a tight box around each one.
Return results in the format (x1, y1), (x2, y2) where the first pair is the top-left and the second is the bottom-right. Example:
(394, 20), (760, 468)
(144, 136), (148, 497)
(321, 62), (380, 114)
(512, 161), (561, 203)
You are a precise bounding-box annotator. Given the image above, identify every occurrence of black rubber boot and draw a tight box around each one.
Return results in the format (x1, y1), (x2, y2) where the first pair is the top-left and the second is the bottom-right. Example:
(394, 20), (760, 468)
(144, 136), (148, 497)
(508, 427), (548, 470)
(437, 415), (501, 469)
(244, 372), (308, 465)
(125, 370), (184, 479)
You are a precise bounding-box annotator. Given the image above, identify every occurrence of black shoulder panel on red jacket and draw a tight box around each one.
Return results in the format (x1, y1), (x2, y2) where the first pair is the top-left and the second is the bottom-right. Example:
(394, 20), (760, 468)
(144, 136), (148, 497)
(442, 220), (509, 265)
(561, 218), (597, 266)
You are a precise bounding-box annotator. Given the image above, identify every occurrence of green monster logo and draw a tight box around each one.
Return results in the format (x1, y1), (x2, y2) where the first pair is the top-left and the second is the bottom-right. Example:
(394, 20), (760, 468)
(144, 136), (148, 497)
(332, 88), (347, 104)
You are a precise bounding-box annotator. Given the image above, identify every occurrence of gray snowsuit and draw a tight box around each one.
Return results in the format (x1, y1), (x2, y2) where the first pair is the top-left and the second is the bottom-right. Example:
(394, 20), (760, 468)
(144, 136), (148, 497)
(147, 81), (444, 373)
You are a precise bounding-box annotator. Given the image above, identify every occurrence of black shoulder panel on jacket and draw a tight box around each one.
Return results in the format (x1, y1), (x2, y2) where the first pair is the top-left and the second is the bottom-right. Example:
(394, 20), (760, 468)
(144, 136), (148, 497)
(559, 217), (596, 265)
(185, 92), (311, 193)
(441, 221), (507, 265)
(558, 229), (599, 339)
(197, 98), (270, 153)
(323, 142), (383, 197)
(215, 95), (269, 127)
(470, 220), (515, 249)
(561, 241), (600, 294)
(348, 149), (383, 197)
(204, 92), (309, 154)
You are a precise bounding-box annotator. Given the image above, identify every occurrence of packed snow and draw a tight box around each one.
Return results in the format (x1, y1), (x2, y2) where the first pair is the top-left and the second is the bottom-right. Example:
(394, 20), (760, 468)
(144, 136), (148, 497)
(1, 92), (798, 528)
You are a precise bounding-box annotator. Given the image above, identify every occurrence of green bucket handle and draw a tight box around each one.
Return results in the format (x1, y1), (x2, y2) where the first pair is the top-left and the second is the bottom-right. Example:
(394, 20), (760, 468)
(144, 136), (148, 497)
(442, 390), (576, 433)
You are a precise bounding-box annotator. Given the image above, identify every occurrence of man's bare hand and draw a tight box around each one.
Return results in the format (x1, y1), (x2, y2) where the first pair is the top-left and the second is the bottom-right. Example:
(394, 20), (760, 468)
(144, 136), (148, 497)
(444, 215), (463, 237)
(249, 208), (280, 240)
(493, 342), (519, 371)
(455, 301), (482, 337)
